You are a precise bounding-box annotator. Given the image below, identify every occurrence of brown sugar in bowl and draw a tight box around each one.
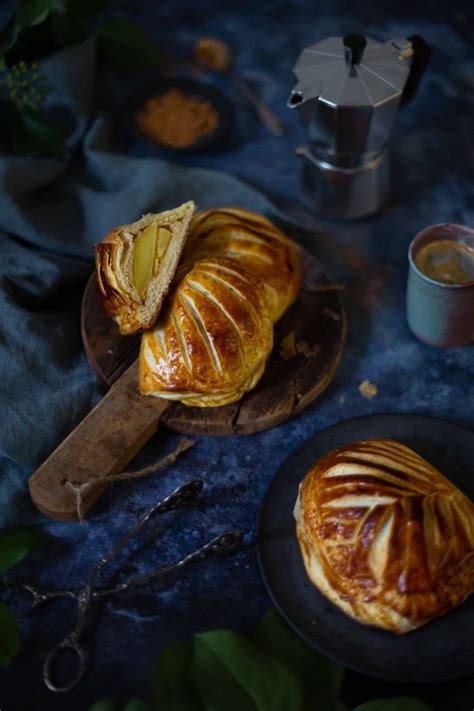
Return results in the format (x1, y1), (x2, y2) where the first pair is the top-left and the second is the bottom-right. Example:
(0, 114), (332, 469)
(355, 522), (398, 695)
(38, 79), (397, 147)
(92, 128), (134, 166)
(136, 89), (219, 148)
(130, 78), (233, 153)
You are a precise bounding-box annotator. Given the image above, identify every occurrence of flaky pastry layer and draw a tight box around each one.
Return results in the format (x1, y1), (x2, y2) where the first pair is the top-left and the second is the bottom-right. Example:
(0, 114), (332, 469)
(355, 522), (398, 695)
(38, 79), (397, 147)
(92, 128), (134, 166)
(95, 201), (195, 334)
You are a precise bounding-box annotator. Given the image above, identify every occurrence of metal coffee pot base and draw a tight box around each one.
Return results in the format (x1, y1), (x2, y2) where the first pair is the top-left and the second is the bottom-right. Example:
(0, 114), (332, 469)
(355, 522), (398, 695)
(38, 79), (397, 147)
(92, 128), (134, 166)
(298, 146), (390, 220)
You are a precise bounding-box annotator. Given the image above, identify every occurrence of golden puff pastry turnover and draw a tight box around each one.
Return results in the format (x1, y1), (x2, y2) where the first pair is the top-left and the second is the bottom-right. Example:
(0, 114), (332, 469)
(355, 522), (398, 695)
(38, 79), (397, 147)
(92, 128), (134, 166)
(95, 201), (195, 335)
(182, 207), (301, 323)
(294, 439), (474, 633)
(139, 256), (273, 407)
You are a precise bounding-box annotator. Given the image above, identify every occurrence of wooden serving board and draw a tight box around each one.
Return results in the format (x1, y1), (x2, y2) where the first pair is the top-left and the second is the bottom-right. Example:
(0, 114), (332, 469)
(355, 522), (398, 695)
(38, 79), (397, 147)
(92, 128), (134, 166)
(29, 247), (345, 521)
(29, 362), (169, 521)
(81, 247), (346, 435)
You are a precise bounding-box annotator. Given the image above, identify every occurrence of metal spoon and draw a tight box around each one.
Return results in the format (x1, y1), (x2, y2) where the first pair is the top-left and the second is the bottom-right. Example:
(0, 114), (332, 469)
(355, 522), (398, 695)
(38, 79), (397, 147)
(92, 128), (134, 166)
(194, 37), (286, 137)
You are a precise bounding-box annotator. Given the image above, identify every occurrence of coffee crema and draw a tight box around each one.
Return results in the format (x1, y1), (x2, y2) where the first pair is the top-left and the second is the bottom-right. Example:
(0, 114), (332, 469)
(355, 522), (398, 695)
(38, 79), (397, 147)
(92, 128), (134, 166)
(415, 239), (474, 285)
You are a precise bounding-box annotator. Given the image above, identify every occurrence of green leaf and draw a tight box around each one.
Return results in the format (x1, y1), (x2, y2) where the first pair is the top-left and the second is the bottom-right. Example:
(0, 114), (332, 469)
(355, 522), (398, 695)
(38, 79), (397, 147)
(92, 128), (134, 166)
(191, 629), (304, 711)
(353, 699), (434, 711)
(0, 1), (56, 59)
(90, 700), (152, 711)
(49, 11), (88, 47)
(0, 16), (21, 57)
(0, 602), (20, 667)
(252, 609), (344, 711)
(15, 0), (58, 29)
(152, 641), (204, 711)
(0, 0), (57, 61)
(2, 19), (57, 66)
(0, 525), (51, 573)
(96, 17), (160, 70)
(51, 0), (111, 48)
(1, 0), (109, 62)
(123, 702), (152, 711)
(63, 0), (112, 19)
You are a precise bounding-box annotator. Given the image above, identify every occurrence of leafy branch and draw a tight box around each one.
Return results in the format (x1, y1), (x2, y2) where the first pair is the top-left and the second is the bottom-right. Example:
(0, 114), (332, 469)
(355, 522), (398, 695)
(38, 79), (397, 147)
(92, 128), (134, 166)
(0, 0), (161, 157)
(0, 0), (160, 70)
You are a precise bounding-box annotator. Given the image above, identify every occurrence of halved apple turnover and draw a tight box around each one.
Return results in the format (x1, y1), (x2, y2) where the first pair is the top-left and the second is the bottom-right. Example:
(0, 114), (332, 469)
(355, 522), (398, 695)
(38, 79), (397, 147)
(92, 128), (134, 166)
(95, 201), (195, 334)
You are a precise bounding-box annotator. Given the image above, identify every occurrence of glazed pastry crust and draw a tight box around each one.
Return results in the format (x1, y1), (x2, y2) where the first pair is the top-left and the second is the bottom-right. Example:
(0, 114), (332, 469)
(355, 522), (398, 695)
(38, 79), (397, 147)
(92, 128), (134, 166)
(294, 439), (474, 633)
(95, 201), (195, 335)
(139, 257), (273, 406)
(182, 207), (301, 323)
(138, 207), (301, 406)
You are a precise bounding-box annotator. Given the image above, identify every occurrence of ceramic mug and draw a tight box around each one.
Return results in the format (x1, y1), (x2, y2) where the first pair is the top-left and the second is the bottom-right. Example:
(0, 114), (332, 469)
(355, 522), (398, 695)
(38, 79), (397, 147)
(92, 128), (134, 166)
(407, 223), (474, 347)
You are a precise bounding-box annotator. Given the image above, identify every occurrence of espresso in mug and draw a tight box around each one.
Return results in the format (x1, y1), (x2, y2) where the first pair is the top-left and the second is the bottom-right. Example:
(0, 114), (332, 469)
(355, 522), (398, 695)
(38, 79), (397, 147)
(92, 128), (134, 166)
(415, 239), (474, 285)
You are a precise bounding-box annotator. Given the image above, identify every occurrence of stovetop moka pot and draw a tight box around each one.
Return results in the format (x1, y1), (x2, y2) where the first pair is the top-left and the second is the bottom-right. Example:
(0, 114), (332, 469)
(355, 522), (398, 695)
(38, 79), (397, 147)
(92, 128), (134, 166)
(288, 34), (430, 219)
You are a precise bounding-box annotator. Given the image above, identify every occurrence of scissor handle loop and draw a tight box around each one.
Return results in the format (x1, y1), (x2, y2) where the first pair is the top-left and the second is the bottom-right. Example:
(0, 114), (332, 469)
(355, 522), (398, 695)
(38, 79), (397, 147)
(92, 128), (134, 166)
(43, 636), (87, 693)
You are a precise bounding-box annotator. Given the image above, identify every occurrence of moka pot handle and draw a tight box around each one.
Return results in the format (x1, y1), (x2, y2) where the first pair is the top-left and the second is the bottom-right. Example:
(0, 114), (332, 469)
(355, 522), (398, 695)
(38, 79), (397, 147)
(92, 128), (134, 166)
(400, 35), (432, 106)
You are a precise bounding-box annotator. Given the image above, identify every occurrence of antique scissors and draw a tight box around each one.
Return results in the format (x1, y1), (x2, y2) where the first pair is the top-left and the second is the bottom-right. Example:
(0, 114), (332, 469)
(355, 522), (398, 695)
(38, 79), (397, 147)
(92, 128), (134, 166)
(23, 479), (243, 693)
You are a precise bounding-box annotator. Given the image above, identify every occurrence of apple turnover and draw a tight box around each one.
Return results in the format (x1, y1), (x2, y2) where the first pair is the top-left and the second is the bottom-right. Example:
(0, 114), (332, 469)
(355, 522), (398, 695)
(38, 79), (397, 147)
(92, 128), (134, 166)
(95, 201), (195, 334)
(294, 439), (474, 633)
(139, 257), (273, 406)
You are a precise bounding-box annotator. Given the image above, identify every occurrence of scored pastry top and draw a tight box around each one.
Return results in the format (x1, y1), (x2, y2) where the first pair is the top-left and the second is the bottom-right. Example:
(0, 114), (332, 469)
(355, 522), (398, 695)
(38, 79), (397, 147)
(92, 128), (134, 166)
(294, 438), (474, 633)
(139, 206), (301, 407)
(182, 207), (301, 323)
(139, 256), (274, 407)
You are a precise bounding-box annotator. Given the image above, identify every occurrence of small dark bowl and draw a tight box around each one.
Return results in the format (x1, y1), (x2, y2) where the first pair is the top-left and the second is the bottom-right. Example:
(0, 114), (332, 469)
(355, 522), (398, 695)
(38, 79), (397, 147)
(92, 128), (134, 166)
(126, 78), (233, 153)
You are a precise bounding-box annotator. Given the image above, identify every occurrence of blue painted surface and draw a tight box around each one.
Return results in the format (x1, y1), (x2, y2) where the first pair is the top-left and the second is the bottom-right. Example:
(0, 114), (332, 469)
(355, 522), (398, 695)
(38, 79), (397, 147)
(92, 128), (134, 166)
(0, 0), (473, 709)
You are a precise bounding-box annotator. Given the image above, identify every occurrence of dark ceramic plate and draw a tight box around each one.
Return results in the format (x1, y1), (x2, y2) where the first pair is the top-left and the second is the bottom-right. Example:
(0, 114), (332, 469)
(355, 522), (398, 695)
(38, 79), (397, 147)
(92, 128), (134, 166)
(257, 413), (474, 682)
(127, 78), (233, 153)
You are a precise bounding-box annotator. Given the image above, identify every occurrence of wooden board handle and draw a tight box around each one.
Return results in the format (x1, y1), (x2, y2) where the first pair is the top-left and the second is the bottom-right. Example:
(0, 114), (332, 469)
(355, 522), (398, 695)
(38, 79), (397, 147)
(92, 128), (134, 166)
(29, 362), (170, 522)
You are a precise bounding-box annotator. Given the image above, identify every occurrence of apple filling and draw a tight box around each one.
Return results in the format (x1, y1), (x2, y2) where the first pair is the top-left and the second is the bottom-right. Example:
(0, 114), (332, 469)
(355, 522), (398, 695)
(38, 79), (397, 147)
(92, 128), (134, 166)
(133, 224), (172, 299)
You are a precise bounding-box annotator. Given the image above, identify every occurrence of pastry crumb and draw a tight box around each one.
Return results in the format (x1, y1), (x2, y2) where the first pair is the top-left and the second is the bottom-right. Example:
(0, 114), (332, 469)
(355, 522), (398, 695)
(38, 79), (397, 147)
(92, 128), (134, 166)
(280, 331), (296, 360)
(359, 380), (378, 399)
(296, 340), (319, 358)
(308, 283), (346, 294)
(321, 307), (341, 321)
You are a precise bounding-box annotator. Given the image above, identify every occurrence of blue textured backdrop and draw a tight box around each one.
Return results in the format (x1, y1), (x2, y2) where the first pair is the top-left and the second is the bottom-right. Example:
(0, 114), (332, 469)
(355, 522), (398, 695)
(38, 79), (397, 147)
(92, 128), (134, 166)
(0, 0), (473, 709)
